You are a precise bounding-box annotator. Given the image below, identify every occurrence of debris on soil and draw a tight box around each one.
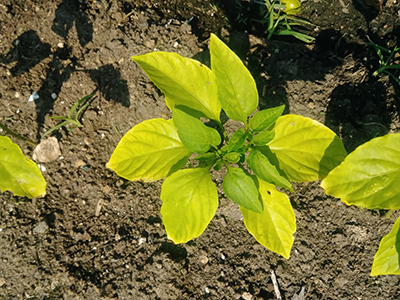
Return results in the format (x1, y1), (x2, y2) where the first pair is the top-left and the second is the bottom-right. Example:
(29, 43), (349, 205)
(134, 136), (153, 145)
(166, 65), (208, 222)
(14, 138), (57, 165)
(32, 137), (62, 163)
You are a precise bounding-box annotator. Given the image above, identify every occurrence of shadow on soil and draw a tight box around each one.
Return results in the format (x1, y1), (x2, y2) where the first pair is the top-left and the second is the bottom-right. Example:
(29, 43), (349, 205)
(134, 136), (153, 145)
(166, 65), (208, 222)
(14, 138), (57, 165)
(0, 0), (130, 140)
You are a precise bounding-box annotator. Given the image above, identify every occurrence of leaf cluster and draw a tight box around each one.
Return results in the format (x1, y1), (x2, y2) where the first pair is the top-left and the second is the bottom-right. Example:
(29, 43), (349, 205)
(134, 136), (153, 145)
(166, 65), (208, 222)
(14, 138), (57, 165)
(108, 34), (346, 258)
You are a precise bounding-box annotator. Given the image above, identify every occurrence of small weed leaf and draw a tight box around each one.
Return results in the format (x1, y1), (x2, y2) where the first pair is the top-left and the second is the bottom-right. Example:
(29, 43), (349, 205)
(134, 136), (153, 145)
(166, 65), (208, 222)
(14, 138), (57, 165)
(107, 119), (191, 182)
(160, 168), (218, 244)
(267, 114), (347, 181)
(210, 34), (258, 124)
(0, 136), (46, 198)
(132, 52), (221, 121)
(223, 166), (263, 213)
(370, 216), (400, 276)
(321, 133), (400, 209)
(240, 179), (296, 259)
(172, 108), (221, 154)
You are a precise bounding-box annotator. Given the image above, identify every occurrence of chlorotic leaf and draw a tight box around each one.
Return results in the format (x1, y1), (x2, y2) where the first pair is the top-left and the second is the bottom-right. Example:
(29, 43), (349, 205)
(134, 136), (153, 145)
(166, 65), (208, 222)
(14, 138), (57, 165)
(371, 216), (400, 276)
(107, 118), (191, 182)
(210, 33), (258, 123)
(250, 105), (285, 132)
(223, 166), (262, 213)
(172, 108), (221, 154)
(240, 179), (296, 259)
(321, 133), (400, 209)
(267, 114), (347, 182)
(0, 136), (46, 198)
(132, 52), (221, 121)
(247, 149), (293, 192)
(160, 168), (218, 243)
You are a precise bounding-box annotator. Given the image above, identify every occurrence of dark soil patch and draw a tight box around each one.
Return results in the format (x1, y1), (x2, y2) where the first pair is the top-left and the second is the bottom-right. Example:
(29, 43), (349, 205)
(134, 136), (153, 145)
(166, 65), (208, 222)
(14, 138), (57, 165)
(1, 0), (400, 299)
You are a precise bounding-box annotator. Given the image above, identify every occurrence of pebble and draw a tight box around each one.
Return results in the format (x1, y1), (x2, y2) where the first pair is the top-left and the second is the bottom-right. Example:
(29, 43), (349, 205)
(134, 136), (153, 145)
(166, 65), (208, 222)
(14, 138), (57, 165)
(32, 137), (62, 163)
(199, 255), (208, 264)
(242, 292), (253, 300)
(33, 221), (48, 234)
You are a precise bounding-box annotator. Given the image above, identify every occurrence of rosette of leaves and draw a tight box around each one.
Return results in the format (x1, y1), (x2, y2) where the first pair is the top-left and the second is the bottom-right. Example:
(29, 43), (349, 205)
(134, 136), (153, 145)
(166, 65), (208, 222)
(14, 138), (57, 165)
(107, 34), (346, 258)
(322, 133), (400, 275)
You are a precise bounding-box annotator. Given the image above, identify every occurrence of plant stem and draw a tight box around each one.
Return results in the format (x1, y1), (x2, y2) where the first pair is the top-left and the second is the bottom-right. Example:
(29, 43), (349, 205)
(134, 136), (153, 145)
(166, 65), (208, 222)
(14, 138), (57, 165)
(0, 122), (37, 147)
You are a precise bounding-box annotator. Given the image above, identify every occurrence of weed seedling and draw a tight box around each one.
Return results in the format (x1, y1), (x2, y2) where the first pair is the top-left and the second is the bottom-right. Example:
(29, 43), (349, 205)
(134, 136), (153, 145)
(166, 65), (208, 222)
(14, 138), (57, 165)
(366, 38), (400, 86)
(259, 0), (315, 43)
(42, 90), (97, 138)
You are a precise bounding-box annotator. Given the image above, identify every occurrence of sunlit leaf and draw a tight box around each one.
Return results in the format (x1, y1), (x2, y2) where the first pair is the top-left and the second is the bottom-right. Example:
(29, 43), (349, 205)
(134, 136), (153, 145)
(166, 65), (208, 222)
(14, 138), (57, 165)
(172, 108), (221, 154)
(223, 166), (262, 213)
(240, 179), (296, 259)
(266, 114), (347, 182)
(321, 133), (400, 209)
(247, 149), (293, 192)
(371, 216), (400, 276)
(210, 33), (258, 123)
(0, 136), (46, 198)
(253, 130), (275, 146)
(107, 118), (191, 182)
(132, 52), (221, 121)
(250, 105), (285, 132)
(160, 168), (218, 243)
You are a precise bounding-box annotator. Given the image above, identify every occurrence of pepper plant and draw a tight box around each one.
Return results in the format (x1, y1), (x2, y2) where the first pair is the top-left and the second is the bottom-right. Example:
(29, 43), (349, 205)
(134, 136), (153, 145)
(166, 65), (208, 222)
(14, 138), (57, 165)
(321, 133), (400, 275)
(107, 34), (346, 258)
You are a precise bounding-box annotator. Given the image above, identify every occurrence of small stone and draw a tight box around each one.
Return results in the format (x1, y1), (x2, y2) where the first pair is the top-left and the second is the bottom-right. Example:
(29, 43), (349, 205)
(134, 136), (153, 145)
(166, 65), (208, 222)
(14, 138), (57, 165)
(33, 221), (48, 234)
(75, 159), (86, 168)
(0, 277), (5, 287)
(33, 137), (62, 163)
(199, 255), (208, 264)
(242, 292), (253, 300)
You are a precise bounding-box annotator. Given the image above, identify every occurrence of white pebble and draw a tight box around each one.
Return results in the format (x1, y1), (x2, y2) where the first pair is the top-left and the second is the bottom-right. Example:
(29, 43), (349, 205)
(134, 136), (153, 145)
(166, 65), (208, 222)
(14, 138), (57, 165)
(51, 93), (57, 100)
(28, 92), (39, 102)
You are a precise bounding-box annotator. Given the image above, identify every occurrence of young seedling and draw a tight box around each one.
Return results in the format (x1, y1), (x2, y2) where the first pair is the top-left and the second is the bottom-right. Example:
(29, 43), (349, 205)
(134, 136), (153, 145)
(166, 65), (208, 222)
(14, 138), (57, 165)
(107, 34), (346, 258)
(366, 38), (400, 86)
(42, 90), (97, 138)
(321, 133), (400, 276)
(259, 0), (315, 43)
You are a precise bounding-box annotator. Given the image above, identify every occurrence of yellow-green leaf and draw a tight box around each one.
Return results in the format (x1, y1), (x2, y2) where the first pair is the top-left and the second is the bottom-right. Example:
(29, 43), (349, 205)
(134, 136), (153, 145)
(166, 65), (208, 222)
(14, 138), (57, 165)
(223, 166), (263, 213)
(0, 136), (46, 198)
(132, 52), (221, 121)
(371, 216), (400, 276)
(267, 114), (347, 182)
(160, 168), (218, 243)
(240, 180), (296, 259)
(210, 33), (258, 123)
(107, 118), (191, 182)
(321, 133), (400, 209)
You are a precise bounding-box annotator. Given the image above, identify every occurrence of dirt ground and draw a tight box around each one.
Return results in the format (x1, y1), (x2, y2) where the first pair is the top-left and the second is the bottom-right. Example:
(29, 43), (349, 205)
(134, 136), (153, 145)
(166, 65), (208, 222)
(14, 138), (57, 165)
(1, 0), (400, 299)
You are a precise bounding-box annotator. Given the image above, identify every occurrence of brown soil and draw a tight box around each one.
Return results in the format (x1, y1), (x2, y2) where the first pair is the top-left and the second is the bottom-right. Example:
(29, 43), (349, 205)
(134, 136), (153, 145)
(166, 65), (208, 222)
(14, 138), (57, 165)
(1, 0), (400, 299)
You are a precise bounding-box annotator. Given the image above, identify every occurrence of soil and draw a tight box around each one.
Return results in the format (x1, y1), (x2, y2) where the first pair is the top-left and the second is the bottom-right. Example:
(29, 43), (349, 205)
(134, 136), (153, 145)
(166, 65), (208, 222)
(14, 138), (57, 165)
(1, 0), (400, 299)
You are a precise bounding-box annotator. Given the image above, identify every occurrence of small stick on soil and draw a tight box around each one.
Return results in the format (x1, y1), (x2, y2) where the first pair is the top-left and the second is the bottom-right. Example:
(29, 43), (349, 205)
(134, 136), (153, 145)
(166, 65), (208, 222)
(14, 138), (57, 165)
(95, 199), (103, 217)
(270, 270), (282, 300)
